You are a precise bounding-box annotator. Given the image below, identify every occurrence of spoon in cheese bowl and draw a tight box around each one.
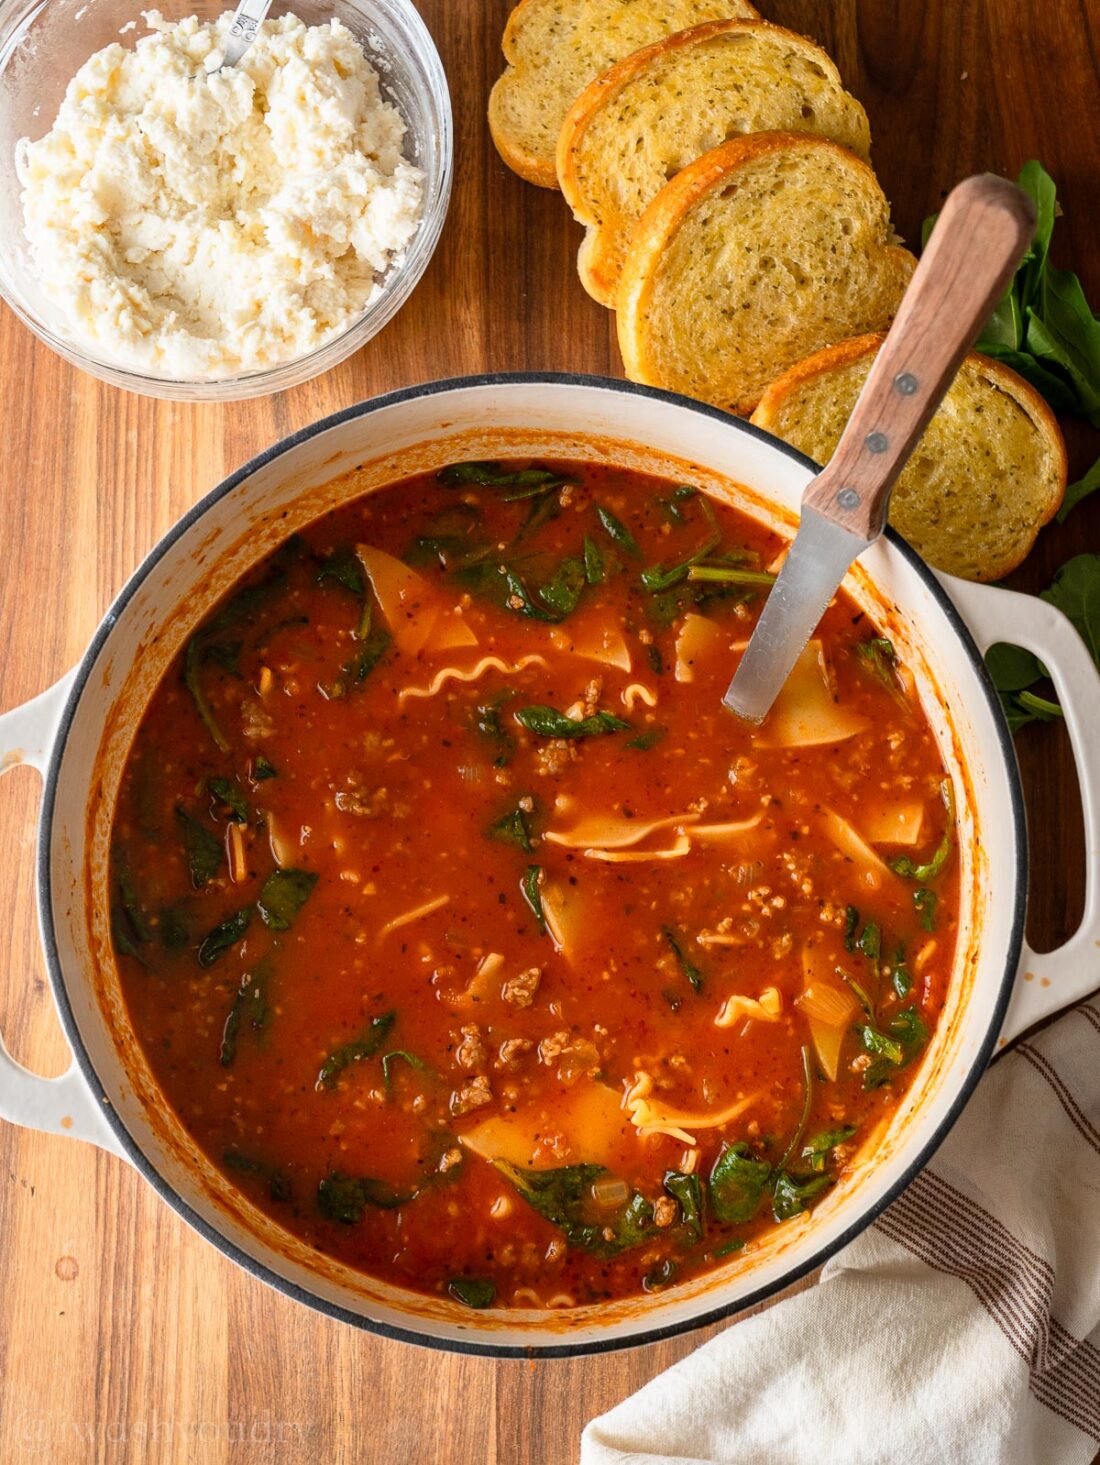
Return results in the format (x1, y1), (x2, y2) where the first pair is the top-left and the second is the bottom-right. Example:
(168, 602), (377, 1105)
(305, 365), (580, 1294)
(216, 0), (274, 68)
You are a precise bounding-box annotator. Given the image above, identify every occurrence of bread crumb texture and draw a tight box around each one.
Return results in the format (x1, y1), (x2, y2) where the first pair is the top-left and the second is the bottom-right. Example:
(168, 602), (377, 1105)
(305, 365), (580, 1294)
(17, 10), (423, 378)
(559, 21), (870, 305)
(489, 0), (757, 188)
(617, 135), (914, 414)
(752, 335), (1067, 580)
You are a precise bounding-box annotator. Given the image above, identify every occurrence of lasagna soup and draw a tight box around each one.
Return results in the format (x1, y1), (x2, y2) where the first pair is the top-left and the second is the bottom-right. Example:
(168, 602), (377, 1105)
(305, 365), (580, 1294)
(109, 459), (958, 1310)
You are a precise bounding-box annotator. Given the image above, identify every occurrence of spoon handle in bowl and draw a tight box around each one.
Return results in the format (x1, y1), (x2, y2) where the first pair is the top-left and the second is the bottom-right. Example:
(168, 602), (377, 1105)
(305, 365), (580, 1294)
(803, 174), (1037, 540)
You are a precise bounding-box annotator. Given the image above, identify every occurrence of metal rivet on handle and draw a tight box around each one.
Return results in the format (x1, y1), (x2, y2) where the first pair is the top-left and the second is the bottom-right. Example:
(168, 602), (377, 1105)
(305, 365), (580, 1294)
(866, 431), (889, 454)
(836, 488), (860, 509)
(895, 372), (919, 395)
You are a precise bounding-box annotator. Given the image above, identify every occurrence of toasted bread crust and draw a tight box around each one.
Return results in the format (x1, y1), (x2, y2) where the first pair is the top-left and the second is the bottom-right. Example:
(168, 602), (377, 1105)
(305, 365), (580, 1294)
(617, 133), (913, 413)
(752, 334), (1068, 579)
(489, 0), (758, 189)
(557, 20), (870, 306)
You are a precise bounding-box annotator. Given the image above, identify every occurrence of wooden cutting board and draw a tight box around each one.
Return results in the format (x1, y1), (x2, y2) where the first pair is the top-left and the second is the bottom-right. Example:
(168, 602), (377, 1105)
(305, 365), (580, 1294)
(0, 2), (1096, 1460)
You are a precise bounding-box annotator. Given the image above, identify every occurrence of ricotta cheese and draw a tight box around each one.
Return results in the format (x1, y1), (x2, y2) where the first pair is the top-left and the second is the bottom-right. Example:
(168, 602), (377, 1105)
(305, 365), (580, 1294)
(16, 10), (425, 378)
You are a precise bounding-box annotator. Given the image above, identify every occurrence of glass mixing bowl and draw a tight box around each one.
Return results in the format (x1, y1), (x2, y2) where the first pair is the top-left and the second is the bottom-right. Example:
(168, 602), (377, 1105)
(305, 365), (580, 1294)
(0, 0), (452, 400)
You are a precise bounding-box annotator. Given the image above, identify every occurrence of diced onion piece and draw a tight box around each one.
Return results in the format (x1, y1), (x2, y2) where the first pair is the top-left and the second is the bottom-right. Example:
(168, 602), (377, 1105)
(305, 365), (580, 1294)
(675, 613), (726, 682)
(590, 1175), (630, 1210)
(356, 545), (477, 658)
(822, 808), (897, 887)
(546, 811), (698, 850)
(549, 623), (632, 672)
(798, 935), (858, 1081)
(584, 834), (691, 862)
(759, 640), (868, 747)
(860, 802), (926, 848)
(714, 987), (783, 1028)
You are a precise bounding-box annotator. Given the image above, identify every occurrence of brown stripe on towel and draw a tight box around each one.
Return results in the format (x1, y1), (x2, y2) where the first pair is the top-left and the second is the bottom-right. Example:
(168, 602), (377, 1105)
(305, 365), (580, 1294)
(1074, 1003), (1100, 1041)
(1016, 1043), (1100, 1156)
(877, 1172), (1100, 1440)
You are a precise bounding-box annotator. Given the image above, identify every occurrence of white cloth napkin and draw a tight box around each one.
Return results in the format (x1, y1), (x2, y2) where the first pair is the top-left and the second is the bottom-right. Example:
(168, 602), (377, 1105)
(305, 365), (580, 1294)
(582, 996), (1100, 1465)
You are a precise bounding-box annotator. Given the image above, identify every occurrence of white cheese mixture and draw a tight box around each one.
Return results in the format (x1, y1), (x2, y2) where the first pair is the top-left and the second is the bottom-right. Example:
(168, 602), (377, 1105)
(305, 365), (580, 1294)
(16, 11), (424, 378)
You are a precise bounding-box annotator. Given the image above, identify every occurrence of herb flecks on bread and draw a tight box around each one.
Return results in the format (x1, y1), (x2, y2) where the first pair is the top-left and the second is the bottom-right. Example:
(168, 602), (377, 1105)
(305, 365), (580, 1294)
(489, 0), (757, 189)
(616, 133), (915, 414)
(558, 20), (871, 307)
(752, 334), (1068, 580)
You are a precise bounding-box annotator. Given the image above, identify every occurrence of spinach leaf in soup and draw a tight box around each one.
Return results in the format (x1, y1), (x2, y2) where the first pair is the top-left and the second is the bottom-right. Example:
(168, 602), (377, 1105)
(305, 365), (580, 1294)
(771, 1170), (833, 1222)
(890, 779), (955, 881)
(663, 1170), (703, 1244)
(520, 865), (547, 933)
(861, 1006), (930, 1090)
(316, 545), (366, 597)
(258, 869), (318, 931)
(486, 798), (537, 853)
(197, 906), (253, 968)
(514, 705), (630, 739)
(175, 806), (223, 889)
(223, 1147), (293, 1204)
(207, 777), (249, 824)
(437, 461), (576, 494)
(495, 1162), (655, 1257)
(662, 926), (704, 994)
(801, 1126), (857, 1174)
(594, 503), (642, 559)
(709, 1143), (771, 1224)
(448, 1277), (495, 1309)
(474, 694), (515, 767)
(381, 1049), (429, 1093)
(252, 755), (278, 781)
(220, 957), (273, 1067)
(317, 1171), (413, 1224)
(316, 1012), (396, 1089)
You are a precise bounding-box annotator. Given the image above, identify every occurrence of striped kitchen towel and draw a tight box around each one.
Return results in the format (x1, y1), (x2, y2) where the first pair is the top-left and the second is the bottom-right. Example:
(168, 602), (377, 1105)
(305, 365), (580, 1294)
(581, 997), (1100, 1465)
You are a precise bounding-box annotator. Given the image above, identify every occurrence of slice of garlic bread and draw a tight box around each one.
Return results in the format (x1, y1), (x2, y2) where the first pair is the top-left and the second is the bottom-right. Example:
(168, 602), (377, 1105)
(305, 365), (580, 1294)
(558, 20), (871, 307)
(751, 334), (1067, 580)
(488, 0), (758, 189)
(616, 133), (915, 413)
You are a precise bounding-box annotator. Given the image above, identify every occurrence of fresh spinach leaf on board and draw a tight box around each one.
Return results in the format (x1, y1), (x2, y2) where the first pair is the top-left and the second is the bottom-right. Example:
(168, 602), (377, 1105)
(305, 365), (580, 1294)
(1058, 457), (1100, 524)
(924, 161), (1100, 430)
(258, 868), (318, 931)
(316, 1012), (395, 1089)
(1041, 555), (1100, 665)
(495, 1162), (654, 1257)
(514, 704), (630, 739)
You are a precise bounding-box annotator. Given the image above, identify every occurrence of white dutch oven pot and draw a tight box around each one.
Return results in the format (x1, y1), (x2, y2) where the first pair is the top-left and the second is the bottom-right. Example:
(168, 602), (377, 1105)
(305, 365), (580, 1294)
(2, 376), (1099, 1357)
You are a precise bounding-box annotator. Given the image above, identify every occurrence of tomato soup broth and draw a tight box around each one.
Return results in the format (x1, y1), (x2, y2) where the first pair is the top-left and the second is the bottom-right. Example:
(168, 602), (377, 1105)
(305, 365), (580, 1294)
(109, 459), (958, 1311)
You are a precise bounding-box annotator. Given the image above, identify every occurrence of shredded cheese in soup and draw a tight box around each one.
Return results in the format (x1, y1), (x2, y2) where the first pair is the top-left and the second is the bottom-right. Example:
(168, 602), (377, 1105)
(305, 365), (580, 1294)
(108, 460), (958, 1310)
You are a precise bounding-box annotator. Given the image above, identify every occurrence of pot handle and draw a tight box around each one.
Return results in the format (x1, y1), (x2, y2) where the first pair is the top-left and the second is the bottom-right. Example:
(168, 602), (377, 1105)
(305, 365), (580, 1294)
(0, 671), (129, 1159)
(940, 574), (1100, 1047)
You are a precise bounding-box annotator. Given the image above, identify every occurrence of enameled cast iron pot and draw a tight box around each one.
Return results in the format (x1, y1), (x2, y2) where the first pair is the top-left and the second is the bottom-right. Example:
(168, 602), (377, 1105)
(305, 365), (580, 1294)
(3, 375), (1099, 1356)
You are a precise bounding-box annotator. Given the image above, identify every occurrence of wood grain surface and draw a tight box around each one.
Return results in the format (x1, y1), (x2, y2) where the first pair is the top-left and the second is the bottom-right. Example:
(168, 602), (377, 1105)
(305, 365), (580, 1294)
(0, 2), (1097, 1461)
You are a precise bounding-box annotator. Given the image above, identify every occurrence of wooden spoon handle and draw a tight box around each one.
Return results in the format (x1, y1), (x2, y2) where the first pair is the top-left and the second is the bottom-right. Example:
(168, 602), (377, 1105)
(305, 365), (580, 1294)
(803, 174), (1037, 539)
